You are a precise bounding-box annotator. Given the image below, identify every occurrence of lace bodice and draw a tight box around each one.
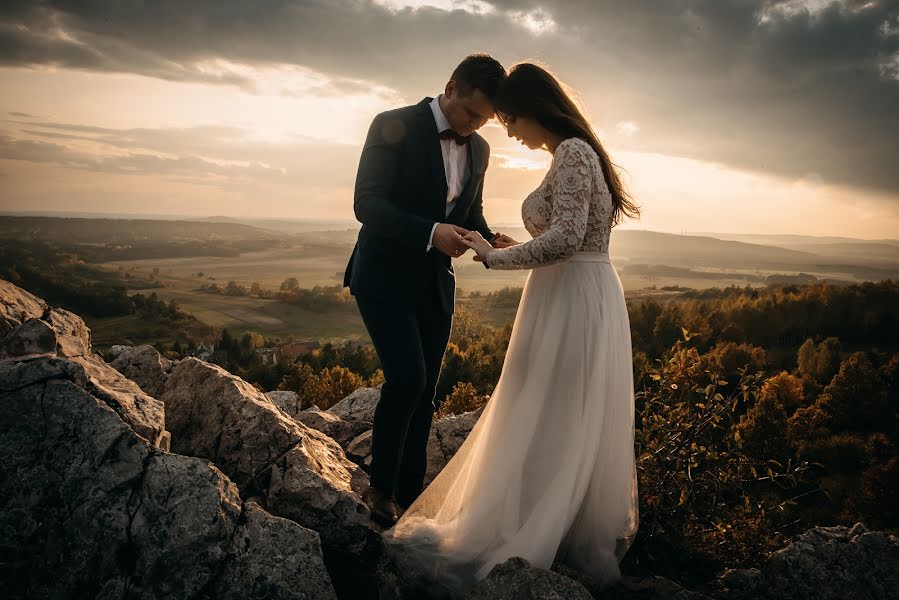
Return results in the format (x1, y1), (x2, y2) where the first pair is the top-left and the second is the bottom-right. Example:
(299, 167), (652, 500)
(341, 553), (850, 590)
(485, 137), (613, 270)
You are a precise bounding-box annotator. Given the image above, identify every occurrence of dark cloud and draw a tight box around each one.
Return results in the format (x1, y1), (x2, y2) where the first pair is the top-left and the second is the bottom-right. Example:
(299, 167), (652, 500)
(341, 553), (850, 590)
(0, 0), (897, 194)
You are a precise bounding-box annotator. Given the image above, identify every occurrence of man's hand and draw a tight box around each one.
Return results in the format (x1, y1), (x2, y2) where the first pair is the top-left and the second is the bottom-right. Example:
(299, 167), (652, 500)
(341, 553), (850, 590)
(432, 223), (471, 258)
(490, 233), (520, 249)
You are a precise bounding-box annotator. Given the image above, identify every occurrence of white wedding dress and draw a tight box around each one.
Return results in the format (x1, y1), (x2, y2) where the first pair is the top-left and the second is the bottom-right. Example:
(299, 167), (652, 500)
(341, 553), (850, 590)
(382, 137), (639, 596)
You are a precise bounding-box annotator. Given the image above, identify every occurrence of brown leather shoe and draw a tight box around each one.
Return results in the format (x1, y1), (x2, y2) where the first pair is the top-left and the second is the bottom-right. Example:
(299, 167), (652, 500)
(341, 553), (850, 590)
(362, 485), (399, 528)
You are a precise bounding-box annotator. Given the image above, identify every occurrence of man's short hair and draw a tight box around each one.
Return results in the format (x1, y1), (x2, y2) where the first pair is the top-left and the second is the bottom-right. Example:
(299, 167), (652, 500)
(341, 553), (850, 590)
(451, 53), (507, 100)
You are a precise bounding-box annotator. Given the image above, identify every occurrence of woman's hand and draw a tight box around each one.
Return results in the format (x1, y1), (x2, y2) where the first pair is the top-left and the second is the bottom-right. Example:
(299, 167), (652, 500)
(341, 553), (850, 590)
(491, 233), (521, 249)
(461, 231), (495, 262)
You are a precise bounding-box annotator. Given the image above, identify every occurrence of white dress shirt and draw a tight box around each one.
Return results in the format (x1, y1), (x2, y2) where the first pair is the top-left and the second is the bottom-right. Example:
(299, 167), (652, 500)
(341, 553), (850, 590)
(426, 95), (471, 252)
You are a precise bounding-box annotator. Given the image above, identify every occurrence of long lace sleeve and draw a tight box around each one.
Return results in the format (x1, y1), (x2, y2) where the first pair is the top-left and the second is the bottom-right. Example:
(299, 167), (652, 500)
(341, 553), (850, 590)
(485, 139), (592, 270)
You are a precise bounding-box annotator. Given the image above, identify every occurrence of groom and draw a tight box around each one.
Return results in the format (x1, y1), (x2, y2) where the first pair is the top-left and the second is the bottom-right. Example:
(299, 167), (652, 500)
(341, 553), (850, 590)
(344, 54), (511, 527)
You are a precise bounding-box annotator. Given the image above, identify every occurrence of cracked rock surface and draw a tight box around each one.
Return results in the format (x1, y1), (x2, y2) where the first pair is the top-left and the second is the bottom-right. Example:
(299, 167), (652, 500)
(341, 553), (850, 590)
(110, 344), (174, 398)
(712, 522), (899, 600)
(326, 386), (380, 423)
(348, 406), (484, 487)
(161, 357), (370, 555)
(465, 557), (593, 599)
(0, 363), (335, 600)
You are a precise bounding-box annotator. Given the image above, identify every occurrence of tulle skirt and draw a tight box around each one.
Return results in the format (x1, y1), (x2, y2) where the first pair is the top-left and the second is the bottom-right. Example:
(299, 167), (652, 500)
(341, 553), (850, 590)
(382, 252), (639, 597)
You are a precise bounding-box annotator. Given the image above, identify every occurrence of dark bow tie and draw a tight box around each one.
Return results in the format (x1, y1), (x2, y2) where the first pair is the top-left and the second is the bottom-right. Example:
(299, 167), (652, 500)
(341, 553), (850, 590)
(439, 128), (469, 146)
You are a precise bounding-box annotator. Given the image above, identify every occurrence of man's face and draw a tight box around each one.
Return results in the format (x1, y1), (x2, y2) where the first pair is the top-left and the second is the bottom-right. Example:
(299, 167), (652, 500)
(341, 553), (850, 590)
(442, 80), (495, 137)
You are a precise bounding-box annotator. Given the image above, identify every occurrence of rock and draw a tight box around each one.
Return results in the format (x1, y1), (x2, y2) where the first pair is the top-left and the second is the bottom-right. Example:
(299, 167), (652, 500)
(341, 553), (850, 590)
(465, 557), (593, 599)
(47, 307), (91, 357)
(0, 282), (91, 360)
(109, 344), (134, 358)
(297, 408), (373, 449)
(162, 358), (369, 554)
(72, 353), (170, 450)
(426, 406), (484, 486)
(0, 278), (47, 335)
(599, 574), (714, 599)
(347, 430), (373, 468)
(0, 353), (169, 451)
(111, 344), (173, 398)
(0, 358), (336, 599)
(345, 407), (484, 484)
(266, 389), (305, 418)
(0, 318), (57, 359)
(713, 522), (899, 600)
(327, 386), (380, 423)
(219, 501), (337, 600)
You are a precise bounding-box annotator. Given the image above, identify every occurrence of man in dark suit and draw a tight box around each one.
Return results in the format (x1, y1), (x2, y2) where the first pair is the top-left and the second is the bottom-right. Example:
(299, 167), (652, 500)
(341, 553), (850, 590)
(344, 54), (512, 526)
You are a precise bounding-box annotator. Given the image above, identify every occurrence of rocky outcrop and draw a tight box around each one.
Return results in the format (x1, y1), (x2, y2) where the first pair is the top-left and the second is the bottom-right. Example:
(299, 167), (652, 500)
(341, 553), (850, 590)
(46, 306), (91, 357)
(327, 386), (380, 423)
(0, 317), (57, 359)
(110, 344), (174, 398)
(712, 522), (899, 600)
(597, 574), (713, 600)
(222, 501), (337, 600)
(297, 408), (373, 449)
(0, 305), (91, 361)
(161, 358), (370, 555)
(346, 406), (484, 486)
(4, 279), (899, 600)
(347, 429), (374, 468)
(0, 279), (46, 334)
(0, 356), (336, 599)
(426, 406), (484, 485)
(0, 282), (168, 450)
(465, 557), (593, 599)
(266, 389), (307, 417)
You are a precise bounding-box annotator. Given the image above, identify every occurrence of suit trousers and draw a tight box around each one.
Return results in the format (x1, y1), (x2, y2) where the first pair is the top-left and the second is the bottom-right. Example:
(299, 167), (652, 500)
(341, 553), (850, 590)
(354, 270), (453, 506)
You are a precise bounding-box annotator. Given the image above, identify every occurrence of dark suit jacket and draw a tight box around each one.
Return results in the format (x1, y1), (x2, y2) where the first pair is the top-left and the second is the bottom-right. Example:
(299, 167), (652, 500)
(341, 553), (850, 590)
(343, 97), (494, 315)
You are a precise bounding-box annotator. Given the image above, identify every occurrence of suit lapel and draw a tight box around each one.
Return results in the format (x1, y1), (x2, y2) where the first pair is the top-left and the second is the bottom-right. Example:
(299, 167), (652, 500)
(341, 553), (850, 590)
(416, 98), (449, 218)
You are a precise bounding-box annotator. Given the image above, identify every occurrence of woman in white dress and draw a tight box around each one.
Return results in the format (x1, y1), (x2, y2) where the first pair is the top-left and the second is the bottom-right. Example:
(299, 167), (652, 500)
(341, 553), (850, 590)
(381, 62), (642, 597)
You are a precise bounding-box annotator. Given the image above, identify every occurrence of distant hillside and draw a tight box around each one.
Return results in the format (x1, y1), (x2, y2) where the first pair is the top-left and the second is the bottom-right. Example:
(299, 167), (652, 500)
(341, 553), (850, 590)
(0, 216), (285, 262)
(189, 216), (360, 235)
(0, 216), (280, 244)
(687, 232), (899, 263)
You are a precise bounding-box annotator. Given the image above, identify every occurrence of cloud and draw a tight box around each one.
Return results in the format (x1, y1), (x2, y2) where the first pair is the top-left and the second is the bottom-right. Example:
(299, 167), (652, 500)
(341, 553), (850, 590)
(0, 120), (360, 188)
(0, 0), (896, 196)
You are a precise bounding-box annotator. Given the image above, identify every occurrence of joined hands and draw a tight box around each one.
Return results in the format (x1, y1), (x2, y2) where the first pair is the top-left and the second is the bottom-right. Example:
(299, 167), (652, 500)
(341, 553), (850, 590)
(461, 231), (521, 262)
(433, 223), (520, 260)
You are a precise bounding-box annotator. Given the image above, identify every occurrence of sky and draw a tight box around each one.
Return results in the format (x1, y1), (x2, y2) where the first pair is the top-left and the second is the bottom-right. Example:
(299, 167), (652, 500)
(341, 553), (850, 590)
(0, 0), (897, 238)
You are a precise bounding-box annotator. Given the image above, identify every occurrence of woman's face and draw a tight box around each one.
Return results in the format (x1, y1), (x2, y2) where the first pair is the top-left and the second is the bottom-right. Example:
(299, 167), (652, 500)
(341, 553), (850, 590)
(498, 111), (545, 150)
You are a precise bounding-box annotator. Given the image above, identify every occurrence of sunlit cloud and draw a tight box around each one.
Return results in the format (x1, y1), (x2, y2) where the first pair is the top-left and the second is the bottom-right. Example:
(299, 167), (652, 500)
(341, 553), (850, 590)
(616, 121), (640, 137)
(508, 8), (558, 36)
(373, 0), (496, 14)
(492, 151), (551, 171)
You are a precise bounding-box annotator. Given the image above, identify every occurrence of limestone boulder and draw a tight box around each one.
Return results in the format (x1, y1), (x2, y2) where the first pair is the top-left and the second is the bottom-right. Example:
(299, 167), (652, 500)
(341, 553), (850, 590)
(0, 317), (57, 359)
(425, 406), (484, 485)
(111, 344), (173, 398)
(713, 522), (899, 600)
(0, 356), (336, 599)
(0, 278), (47, 335)
(297, 408), (373, 449)
(465, 557), (593, 599)
(327, 386), (380, 423)
(162, 358), (369, 554)
(266, 389), (305, 417)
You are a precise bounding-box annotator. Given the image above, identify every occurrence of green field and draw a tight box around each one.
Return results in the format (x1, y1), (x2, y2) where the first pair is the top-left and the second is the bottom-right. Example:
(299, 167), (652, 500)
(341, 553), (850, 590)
(94, 243), (768, 345)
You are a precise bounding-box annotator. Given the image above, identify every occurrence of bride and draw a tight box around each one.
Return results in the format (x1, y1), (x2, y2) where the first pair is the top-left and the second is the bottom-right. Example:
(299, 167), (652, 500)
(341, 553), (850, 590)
(381, 62), (641, 597)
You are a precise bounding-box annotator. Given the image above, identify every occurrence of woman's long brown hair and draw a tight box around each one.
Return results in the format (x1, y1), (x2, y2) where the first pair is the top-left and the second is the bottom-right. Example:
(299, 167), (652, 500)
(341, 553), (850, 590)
(494, 62), (640, 226)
